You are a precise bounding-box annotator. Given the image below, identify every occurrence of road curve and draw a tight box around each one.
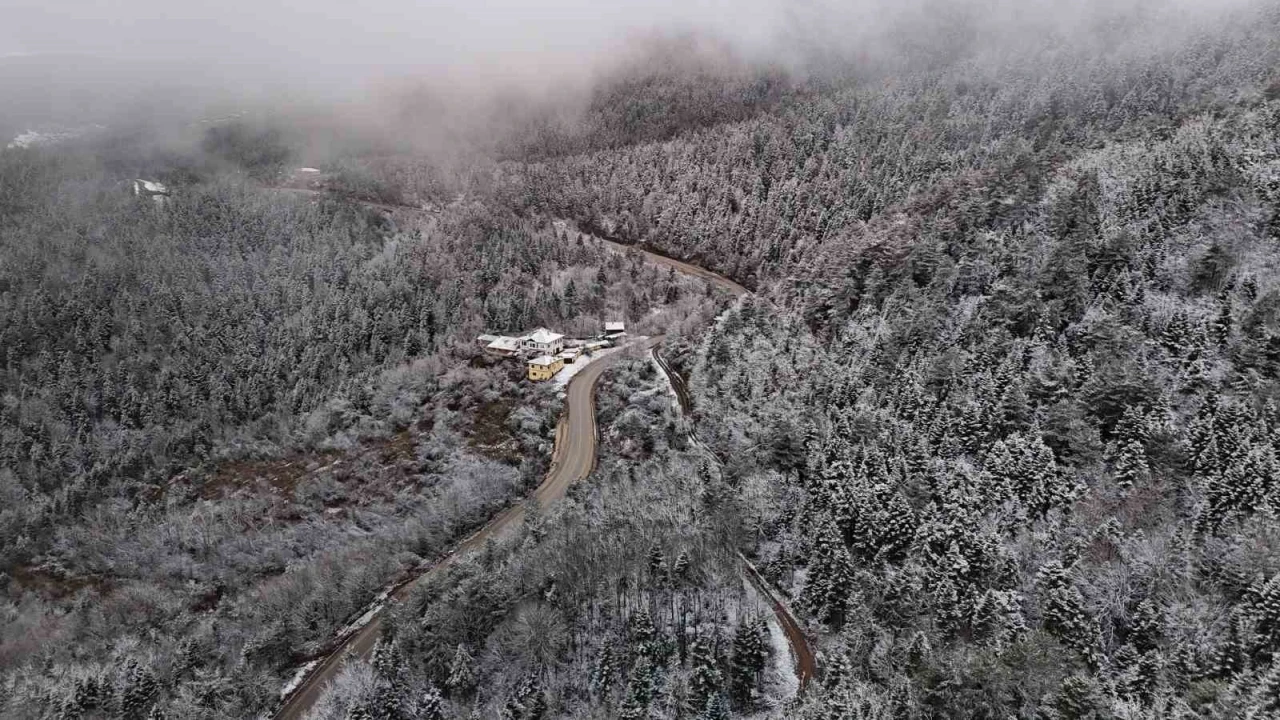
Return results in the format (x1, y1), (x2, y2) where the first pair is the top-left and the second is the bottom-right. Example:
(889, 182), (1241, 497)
(650, 348), (818, 691)
(550, 220), (748, 298)
(273, 338), (661, 720)
(592, 235), (750, 298)
(266, 196), (765, 716)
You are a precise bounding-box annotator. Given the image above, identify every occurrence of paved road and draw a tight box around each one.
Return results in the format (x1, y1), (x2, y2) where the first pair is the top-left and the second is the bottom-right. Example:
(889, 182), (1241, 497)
(274, 338), (660, 720)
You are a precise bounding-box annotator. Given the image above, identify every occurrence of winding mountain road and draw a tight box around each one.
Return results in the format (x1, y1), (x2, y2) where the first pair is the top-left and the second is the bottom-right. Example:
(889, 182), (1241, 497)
(268, 199), (808, 716)
(274, 337), (659, 719)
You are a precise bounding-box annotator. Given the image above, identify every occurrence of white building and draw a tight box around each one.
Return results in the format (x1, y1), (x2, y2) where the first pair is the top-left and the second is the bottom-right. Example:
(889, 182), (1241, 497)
(605, 321), (625, 334)
(522, 328), (565, 356)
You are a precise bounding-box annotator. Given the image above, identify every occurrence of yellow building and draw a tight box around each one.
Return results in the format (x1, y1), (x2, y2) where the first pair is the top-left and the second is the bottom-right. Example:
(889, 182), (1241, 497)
(527, 355), (565, 381)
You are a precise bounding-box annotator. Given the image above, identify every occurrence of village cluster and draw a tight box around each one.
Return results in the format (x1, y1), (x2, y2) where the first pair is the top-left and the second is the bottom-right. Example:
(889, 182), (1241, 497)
(477, 321), (627, 381)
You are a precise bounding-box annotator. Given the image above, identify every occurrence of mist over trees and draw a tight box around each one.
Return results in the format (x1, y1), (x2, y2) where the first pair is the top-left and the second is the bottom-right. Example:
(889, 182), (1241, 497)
(4, 0), (1280, 718)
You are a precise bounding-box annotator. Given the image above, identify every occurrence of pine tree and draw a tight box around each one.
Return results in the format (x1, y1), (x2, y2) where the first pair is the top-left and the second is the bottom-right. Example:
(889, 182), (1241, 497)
(1114, 439), (1150, 490)
(372, 640), (411, 704)
(418, 685), (445, 720)
(671, 551), (691, 585)
(504, 674), (545, 720)
(618, 657), (655, 720)
(446, 644), (477, 698)
(1114, 405), (1151, 445)
(1213, 293), (1233, 346)
(1038, 562), (1101, 667)
(1253, 573), (1280, 663)
(701, 693), (731, 720)
(729, 618), (767, 707)
(592, 642), (620, 697)
(647, 544), (667, 582)
(368, 682), (405, 720)
(689, 633), (723, 709)
(1054, 674), (1105, 719)
(1214, 610), (1254, 679)
(119, 658), (158, 717)
(800, 517), (856, 628)
(630, 607), (657, 657)
(1161, 310), (1192, 355)
(1129, 598), (1163, 653)
(1253, 662), (1280, 716)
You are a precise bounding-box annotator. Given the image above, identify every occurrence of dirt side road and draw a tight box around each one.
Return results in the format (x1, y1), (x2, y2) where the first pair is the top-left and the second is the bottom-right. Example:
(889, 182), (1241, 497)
(273, 338), (660, 720)
(650, 347), (817, 692)
(588, 233), (750, 298)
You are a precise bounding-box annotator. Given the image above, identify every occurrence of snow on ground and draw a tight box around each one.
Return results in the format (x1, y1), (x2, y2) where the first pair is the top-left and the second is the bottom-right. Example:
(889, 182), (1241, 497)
(336, 585), (393, 638)
(279, 660), (320, 698)
(6, 125), (104, 150)
(552, 339), (643, 390)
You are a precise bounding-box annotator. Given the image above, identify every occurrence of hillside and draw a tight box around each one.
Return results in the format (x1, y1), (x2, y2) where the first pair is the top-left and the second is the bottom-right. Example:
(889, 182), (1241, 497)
(5, 1), (1280, 718)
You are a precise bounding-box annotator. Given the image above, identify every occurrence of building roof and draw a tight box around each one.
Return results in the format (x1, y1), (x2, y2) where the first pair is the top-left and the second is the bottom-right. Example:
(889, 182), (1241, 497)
(525, 328), (564, 344)
(478, 334), (500, 343)
(487, 336), (521, 351)
(134, 179), (169, 196)
(529, 355), (559, 366)
(605, 321), (625, 332)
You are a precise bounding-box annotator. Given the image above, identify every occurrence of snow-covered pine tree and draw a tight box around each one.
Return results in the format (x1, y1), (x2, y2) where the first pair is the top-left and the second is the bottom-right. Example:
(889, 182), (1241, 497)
(446, 644), (477, 698)
(729, 617), (767, 707)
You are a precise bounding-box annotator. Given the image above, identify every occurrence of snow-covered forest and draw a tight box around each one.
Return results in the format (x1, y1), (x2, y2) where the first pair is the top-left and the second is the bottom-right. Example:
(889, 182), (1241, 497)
(5, 0), (1280, 718)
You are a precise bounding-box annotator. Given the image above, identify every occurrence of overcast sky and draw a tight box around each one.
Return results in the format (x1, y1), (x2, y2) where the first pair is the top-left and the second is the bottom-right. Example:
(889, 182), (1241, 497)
(0, 0), (1258, 133)
(0, 0), (789, 88)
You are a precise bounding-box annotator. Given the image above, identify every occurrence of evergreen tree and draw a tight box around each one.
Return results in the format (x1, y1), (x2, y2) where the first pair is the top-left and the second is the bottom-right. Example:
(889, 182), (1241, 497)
(800, 516), (857, 628)
(446, 644), (477, 698)
(671, 551), (691, 585)
(1254, 662), (1280, 716)
(729, 617), (767, 707)
(647, 544), (667, 582)
(1114, 439), (1149, 490)
(701, 693), (731, 720)
(618, 657), (655, 720)
(688, 634), (722, 709)
(592, 642), (620, 697)
(418, 685), (446, 720)
(118, 658), (158, 717)
(1038, 562), (1101, 667)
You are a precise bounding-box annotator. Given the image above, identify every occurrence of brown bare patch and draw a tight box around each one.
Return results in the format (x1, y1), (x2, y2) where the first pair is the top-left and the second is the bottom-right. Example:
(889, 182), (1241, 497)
(7, 564), (111, 600)
(201, 450), (342, 499)
(468, 399), (521, 465)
